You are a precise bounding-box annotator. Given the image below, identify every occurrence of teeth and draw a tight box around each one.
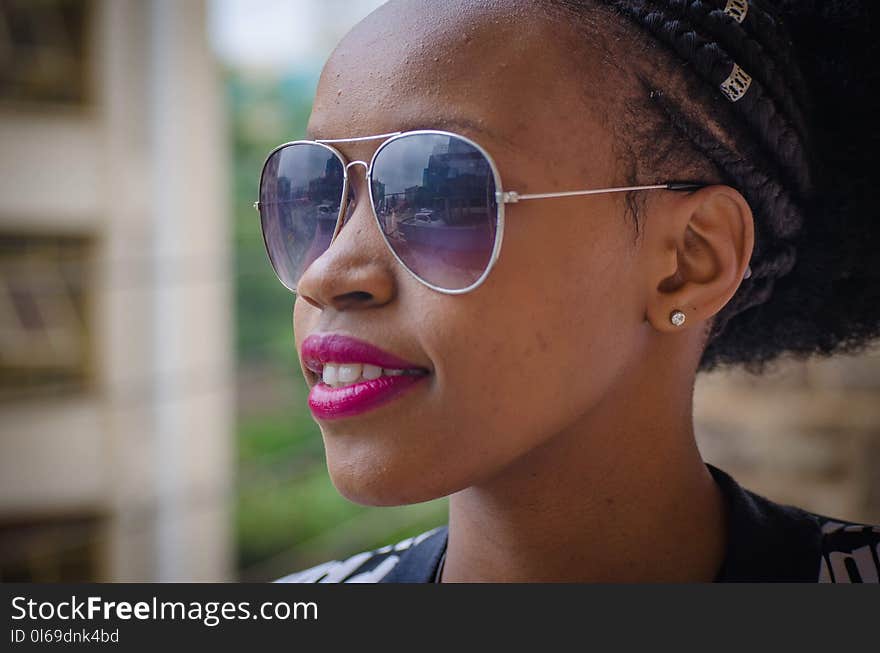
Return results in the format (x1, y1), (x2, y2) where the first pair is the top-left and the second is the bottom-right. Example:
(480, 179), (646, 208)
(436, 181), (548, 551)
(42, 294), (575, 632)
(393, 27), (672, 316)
(319, 362), (422, 388)
(337, 364), (362, 384)
(362, 364), (382, 380)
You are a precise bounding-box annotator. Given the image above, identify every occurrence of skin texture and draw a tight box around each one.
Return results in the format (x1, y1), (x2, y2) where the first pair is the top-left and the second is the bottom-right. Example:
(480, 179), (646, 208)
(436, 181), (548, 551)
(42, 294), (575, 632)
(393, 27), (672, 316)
(293, 0), (754, 581)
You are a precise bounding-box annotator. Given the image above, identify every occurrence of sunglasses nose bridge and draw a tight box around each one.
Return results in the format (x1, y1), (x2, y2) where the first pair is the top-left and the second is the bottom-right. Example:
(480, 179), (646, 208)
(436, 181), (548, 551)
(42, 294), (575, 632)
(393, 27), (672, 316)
(338, 159), (371, 224)
(345, 159), (369, 175)
(330, 159), (376, 243)
(342, 159), (370, 208)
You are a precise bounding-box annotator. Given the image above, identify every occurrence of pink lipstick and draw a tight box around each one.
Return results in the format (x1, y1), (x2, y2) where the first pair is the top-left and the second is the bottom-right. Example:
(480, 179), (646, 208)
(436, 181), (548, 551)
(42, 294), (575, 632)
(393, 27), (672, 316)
(301, 334), (430, 420)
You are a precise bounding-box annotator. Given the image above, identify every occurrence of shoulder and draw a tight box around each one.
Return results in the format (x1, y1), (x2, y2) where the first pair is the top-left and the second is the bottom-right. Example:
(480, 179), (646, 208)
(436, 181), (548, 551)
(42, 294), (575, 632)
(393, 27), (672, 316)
(274, 526), (446, 584)
(814, 515), (880, 583)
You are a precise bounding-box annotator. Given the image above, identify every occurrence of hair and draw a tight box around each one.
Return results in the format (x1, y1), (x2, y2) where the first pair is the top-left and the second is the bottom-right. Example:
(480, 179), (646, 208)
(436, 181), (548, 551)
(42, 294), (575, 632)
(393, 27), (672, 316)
(542, 0), (880, 373)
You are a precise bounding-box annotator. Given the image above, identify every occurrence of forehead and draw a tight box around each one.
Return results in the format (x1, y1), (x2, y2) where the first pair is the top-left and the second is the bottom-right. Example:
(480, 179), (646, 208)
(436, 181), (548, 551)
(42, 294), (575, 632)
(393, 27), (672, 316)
(305, 0), (611, 164)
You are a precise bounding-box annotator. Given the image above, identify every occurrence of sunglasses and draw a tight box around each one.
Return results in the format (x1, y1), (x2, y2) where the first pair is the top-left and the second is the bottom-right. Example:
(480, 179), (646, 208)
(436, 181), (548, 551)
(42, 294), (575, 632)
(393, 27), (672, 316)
(255, 129), (703, 294)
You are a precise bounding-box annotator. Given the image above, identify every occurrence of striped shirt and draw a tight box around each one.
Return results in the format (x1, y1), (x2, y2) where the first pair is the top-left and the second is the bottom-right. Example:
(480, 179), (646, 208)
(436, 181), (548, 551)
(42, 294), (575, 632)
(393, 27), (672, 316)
(276, 463), (880, 583)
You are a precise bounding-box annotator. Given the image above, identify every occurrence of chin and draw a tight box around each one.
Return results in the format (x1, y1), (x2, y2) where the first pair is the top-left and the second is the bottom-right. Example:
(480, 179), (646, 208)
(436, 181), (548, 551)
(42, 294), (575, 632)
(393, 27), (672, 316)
(324, 450), (456, 507)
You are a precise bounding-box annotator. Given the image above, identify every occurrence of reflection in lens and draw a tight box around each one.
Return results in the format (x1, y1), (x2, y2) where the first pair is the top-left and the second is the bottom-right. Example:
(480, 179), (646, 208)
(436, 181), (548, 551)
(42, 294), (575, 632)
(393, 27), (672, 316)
(370, 133), (497, 290)
(259, 143), (345, 289)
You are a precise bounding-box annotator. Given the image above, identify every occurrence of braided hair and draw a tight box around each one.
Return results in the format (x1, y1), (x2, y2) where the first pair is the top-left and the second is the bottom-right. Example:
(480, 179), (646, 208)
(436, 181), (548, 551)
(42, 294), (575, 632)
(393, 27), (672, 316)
(543, 0), (880, 373)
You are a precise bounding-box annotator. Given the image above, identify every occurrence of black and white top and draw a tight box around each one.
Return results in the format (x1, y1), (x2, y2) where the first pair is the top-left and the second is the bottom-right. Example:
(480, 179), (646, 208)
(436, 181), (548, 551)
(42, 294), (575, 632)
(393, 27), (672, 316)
(276, 464), (880, 583)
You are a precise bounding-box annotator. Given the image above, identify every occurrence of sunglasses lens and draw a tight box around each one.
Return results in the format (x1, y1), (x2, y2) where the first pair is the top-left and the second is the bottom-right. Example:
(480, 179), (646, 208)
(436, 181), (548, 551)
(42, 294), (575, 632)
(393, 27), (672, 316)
(370, 132), (498, 291)
(258, 143), (345, 290)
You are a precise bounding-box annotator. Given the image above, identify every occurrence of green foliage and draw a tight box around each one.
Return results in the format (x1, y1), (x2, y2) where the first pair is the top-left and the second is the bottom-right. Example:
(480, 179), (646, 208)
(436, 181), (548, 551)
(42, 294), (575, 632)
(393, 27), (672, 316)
(229, 67), (316, 363)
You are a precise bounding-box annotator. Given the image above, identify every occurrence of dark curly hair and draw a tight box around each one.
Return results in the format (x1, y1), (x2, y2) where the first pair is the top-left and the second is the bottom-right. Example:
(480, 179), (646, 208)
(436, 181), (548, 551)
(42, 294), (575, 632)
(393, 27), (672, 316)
(542, 0), (880, 373)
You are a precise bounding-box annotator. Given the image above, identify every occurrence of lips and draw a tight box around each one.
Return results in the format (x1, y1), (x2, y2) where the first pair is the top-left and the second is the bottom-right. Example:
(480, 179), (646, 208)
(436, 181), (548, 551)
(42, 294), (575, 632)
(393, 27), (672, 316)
(300, 333), (430, 419)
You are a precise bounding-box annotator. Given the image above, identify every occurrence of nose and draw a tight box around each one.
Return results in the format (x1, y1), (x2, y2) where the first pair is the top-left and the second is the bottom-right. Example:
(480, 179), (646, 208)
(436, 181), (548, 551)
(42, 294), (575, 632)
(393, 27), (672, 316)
(295, 162), (396, 311)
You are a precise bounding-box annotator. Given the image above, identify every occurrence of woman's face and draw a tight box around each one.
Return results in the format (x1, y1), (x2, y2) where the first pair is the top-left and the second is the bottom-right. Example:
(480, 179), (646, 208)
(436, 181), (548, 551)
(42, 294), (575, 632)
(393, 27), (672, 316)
(294, 0), (653, 505)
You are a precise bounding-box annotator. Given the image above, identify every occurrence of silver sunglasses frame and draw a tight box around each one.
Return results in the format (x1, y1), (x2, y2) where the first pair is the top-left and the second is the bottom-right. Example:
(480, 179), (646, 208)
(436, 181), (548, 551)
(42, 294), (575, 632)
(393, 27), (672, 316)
(255, 129), (703, 295)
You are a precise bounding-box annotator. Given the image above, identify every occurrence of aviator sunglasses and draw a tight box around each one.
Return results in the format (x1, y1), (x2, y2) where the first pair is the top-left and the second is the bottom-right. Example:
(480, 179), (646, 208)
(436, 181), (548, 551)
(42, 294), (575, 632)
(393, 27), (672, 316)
(255, 129), (703, 294)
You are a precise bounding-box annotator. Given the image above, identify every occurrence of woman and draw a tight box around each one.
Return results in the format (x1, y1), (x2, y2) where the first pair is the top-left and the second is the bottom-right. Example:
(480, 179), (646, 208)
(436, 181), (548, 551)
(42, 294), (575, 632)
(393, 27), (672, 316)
(257, 0), (880, 582)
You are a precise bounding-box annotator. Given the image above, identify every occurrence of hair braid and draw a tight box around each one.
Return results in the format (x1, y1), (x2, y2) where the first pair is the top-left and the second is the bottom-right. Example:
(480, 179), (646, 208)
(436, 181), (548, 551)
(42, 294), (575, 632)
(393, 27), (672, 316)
(744, 0), (811, 110)
(604, 0), (812, 197)
(663, 0), (808, 141)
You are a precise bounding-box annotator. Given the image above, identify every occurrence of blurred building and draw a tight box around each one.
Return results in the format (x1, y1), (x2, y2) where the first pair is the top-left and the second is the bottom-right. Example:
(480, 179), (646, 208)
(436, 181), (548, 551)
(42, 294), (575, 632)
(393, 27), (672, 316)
(0, 0), (233, 581)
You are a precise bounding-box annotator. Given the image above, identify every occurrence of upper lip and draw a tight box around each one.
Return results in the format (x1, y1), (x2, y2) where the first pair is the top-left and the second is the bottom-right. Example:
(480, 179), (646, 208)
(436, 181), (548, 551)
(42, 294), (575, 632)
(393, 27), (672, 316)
(300, 333), (430, 375)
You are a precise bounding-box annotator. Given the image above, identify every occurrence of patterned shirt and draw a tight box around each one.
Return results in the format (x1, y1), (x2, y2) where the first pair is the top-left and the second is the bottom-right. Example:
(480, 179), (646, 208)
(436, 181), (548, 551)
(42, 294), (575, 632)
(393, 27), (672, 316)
(276, 463), (880, 583)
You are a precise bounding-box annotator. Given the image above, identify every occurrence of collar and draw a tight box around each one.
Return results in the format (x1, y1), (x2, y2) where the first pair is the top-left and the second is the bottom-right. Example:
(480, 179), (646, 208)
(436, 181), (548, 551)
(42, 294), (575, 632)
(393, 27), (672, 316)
(706, 463), (822, 581)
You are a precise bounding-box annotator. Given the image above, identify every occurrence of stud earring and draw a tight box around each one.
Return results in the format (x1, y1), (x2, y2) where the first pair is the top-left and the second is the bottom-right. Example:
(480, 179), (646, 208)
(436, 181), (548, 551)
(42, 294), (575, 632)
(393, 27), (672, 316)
(670, 310), (686, 326)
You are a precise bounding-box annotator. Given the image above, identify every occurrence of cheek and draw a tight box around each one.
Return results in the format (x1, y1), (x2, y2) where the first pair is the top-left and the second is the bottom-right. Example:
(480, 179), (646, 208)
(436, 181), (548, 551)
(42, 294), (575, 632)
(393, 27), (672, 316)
(428, 211), (644, 473)
(483, 198), (644, 393)
(443, 267), (638, 459)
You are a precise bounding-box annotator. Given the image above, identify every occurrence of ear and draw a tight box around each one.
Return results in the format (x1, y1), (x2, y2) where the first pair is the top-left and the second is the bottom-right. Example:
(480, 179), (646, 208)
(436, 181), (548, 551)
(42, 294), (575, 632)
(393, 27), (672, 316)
(643, 185), (754, 333)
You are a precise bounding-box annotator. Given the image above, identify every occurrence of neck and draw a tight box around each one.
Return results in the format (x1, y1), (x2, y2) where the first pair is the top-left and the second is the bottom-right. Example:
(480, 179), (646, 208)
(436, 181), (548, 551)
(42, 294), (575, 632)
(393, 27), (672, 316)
(442, 343), (727, 583)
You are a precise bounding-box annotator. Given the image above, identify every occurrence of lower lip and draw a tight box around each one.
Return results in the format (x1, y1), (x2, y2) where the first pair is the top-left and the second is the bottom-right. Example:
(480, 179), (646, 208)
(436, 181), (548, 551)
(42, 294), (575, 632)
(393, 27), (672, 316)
(307, 373), (429, 419)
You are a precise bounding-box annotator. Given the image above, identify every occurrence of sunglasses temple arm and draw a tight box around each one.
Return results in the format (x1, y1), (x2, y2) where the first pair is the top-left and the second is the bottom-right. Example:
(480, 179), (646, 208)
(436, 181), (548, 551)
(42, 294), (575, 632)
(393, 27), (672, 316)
(497, 182), (703, 204)
(254, 184), (703, 209)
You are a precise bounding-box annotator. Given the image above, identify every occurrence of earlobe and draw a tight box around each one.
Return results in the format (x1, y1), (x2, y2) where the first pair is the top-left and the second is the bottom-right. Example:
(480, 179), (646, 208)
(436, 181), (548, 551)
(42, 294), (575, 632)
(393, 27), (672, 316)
(645, 185), (754, 333)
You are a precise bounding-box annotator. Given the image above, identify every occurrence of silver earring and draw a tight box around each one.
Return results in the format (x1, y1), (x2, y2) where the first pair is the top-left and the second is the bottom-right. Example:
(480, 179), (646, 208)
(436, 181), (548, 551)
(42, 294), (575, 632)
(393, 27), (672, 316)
(670, 310), (686, 326)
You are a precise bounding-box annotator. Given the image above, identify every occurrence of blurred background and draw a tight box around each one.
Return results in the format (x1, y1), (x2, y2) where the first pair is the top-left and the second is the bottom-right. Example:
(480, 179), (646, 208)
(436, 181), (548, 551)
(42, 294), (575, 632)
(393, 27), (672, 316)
(0, 0), (878, 582)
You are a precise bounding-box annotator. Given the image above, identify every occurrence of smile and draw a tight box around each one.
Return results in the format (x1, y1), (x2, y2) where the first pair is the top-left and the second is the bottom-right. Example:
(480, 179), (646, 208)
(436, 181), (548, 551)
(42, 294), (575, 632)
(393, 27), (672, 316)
(300, 333), (431, 419)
